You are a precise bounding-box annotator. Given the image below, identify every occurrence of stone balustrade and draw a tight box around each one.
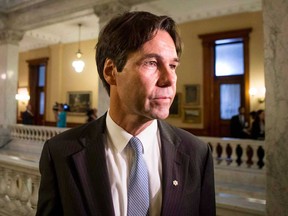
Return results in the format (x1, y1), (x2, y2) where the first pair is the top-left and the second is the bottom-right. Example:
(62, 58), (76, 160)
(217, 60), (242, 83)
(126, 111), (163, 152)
(0, 125), (266, 215)
(200, 136), (266, 215)
(0, 154), (39, 216)
(200, 136), (265, 170)
(8, 124), (68, 142)
(0, 124), (67, 215)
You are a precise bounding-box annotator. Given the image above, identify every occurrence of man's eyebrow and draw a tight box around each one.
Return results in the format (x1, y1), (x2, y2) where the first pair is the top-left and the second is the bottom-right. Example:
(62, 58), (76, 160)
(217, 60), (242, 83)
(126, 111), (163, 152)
(141, 53), (180, 62)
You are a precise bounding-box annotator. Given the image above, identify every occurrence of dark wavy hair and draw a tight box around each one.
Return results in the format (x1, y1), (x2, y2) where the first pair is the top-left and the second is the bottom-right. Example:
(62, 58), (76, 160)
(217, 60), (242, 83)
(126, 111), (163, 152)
(95, 11), (182, 95)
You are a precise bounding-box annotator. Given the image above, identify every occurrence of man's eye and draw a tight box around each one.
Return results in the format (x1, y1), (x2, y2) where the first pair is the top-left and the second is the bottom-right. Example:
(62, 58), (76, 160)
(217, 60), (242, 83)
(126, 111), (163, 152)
(170, 64), (177, 70)
(170, 63), (179, 71)
(143, 61), (157, 67)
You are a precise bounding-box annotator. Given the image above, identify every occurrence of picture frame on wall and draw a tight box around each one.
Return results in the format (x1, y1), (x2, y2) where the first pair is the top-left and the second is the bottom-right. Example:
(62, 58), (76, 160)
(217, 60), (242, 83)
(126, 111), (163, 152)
(169, 92), (181, 117)
(67, 91), (92, 115)
(184, 84), (200, 106)
(183, 108), (201, 123)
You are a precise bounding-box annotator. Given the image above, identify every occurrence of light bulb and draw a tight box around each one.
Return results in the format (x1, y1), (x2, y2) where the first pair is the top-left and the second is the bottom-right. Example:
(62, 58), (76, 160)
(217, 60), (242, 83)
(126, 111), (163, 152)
(72, 59), (85, 73)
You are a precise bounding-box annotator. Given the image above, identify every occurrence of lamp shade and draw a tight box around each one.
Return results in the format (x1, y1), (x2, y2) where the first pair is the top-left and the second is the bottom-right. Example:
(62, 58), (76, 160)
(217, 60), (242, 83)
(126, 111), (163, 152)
(15, 88), (30, 101)
(72, 58), (85, 73)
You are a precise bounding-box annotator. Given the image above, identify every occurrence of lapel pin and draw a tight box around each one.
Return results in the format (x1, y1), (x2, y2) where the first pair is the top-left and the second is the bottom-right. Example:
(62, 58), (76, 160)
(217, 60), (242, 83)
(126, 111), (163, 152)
(173, 180), (178, 186)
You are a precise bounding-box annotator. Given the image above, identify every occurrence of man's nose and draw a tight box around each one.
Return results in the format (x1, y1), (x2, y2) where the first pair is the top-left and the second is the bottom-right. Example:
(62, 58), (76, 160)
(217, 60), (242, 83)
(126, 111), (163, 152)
(157, 65), (177, 87)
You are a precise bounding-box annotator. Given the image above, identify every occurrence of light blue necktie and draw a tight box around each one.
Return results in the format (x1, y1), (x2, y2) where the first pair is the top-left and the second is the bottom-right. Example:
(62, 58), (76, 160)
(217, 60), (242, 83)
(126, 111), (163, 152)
(127, 137), (150, 216)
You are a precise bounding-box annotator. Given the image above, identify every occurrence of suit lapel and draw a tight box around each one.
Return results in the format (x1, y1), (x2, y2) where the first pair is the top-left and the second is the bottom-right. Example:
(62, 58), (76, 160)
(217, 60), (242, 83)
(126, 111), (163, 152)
(70, 115), (115, 216)
(158, 121), (190, 216)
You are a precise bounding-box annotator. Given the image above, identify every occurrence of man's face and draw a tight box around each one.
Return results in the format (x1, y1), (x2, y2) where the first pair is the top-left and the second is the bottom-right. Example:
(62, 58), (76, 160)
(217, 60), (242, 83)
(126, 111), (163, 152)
(239, 107), (245, 115)
(112, 30), (179, 121)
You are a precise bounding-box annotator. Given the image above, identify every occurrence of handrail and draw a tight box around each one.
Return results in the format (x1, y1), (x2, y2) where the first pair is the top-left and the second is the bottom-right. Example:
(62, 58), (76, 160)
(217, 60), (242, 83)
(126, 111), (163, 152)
(0, 155), (39, 216)
(8, 124), (68, 142)
(200, 136), (265, 170)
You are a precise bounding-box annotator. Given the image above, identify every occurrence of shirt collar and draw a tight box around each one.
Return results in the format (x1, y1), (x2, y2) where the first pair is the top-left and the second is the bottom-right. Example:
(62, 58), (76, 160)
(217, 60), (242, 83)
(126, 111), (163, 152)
(106, 111), (158, 153)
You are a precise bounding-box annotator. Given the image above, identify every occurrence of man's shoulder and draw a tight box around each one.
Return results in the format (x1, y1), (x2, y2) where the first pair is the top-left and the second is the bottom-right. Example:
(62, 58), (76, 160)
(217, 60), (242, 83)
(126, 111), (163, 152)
(158, 120), (206, 148)
(231, 115), (240, 123)
(158, 120), (210, 161)
(46, 115), (106, 148)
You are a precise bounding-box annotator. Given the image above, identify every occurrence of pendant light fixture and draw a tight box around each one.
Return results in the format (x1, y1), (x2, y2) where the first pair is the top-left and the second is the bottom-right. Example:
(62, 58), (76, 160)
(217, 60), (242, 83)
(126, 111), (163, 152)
(72, 23), (85, 73)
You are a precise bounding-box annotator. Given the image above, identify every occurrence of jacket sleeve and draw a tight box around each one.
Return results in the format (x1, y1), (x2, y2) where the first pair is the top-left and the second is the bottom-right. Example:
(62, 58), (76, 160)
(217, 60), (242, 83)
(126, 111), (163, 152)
(36, 141), (63, 216)
(199, 144), (216, 216)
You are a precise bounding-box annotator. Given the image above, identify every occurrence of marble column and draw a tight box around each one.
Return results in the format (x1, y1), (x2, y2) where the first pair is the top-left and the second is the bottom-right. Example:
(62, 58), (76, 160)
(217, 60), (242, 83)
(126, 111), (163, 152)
(94, 2), (130, 116)
(263, 0), (288, 215)
(0, 29), (24, 126)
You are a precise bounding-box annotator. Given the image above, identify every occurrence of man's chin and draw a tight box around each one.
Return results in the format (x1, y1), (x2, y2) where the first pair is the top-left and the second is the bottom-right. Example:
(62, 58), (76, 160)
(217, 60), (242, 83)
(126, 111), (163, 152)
(150, 109), (170, 120)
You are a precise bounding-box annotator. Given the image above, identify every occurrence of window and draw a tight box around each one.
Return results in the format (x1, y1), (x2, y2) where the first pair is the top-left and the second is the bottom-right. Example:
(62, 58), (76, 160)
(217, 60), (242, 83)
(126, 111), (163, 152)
(220, 84), (241, 120)
(38, 65), (46, 87)
(215, 38), (244, 76)
(39, 92), (45, 115)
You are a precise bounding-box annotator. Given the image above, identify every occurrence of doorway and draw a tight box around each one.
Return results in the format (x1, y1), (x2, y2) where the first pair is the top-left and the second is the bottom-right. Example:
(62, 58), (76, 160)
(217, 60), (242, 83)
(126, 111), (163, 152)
(199, 29), (251, 137)
(27, 58), (48, 125)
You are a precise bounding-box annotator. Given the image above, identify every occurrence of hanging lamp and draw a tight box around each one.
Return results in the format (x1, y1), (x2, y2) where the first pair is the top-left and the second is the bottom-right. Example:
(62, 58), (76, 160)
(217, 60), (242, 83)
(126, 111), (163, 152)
(72, 23), (85, 73)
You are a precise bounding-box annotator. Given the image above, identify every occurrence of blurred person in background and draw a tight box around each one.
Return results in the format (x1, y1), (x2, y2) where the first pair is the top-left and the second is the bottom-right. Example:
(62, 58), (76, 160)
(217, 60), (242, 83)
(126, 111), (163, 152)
(22, 104), (34, 125)
(230, 106), (250, 138)
(55, 103), (67, 128)
(251, 109), (265, 140)
(86, 108), (98, 122)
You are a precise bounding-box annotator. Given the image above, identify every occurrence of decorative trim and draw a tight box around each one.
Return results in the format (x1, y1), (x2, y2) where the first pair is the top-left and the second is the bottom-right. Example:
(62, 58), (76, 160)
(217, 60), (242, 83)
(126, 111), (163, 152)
(0, 29), (24, 45)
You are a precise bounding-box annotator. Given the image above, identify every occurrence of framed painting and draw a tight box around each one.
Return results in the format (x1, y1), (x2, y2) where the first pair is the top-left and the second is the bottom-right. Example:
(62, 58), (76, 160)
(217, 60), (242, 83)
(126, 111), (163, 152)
(184, 84), (200, 106)
(67, 91), (92, 115)
(169, 93), (181, 117)
(183, 108), (201, 123)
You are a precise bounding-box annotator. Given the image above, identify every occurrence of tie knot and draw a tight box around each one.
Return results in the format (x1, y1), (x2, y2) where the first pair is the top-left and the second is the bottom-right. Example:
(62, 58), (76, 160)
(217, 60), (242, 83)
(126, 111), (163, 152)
(129, 137), (143, 155)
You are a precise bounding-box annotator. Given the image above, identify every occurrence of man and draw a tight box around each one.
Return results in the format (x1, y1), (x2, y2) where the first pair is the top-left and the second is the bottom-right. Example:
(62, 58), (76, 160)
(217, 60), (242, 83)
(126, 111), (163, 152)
(230, 106), (249, 138)
(36, 11), (215, 216)
(86, 108), (98, 122)
(22, 104), (34, 125)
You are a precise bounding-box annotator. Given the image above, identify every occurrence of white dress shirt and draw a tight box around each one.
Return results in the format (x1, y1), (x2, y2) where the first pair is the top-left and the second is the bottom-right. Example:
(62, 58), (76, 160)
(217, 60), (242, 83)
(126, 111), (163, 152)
(105, 112), (162, 216)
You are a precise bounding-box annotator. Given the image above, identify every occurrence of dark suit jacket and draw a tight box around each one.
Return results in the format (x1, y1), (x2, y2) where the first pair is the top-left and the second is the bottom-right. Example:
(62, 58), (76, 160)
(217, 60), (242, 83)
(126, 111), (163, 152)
(36, 113), (215, 216)
(230, 115), (247, 138)
(251, 119), (265, 140)
(22, 110), (34, 125)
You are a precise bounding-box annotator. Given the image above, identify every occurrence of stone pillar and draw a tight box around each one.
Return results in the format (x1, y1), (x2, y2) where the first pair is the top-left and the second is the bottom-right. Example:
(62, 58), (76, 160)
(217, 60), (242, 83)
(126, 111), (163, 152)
(94, 2), (130, 117)
(263, 0), (288, 215)
(0, 29), (24, 126)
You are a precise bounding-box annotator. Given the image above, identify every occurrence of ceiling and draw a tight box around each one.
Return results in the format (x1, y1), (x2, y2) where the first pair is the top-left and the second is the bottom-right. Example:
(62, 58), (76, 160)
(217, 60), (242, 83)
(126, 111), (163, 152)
(0, 0), (262, 52)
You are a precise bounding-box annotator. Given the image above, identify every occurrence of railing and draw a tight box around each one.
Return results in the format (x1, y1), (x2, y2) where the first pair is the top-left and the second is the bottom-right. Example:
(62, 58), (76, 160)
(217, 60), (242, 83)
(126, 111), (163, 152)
(3, 125), (266, 170)
(200, 136), (266, 216)
(8, 124), (68, 142)
(200, 136), (265, 170)
(0, 125), (266, 216)
(0, 155), (39, 216)
(0, 124), (68, 216)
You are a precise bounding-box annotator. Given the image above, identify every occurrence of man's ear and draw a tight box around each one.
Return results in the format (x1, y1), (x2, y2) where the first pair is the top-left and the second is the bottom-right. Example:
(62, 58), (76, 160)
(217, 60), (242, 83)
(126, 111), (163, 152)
(103, 58), (117, 85)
